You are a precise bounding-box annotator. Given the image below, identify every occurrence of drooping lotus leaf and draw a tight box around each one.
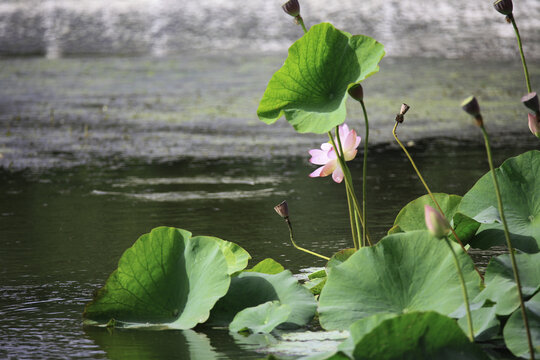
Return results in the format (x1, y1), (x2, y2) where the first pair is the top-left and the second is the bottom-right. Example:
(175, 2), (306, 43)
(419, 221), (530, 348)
(503, 292), (540, 359)
(318, 231), (482, 330)
(326, 248), (356, 269)
(83, 227), (234, 329)
(194, 236), (251, 275)
(257, 22), (385, 134)
(229, 301), (292, 334)
(350, 312), (489, 360)
(458, 150), (540, 252)
(390, 193), (479, 244)
(209, 270), (317, 328)
(473, 252), (540, 316)
(457, 307), (499, 342)
(244, 258), (284, 274)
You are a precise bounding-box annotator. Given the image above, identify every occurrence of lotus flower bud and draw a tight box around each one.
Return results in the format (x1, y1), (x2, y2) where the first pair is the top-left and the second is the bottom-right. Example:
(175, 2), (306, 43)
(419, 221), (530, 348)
(528, 113), (540, 139)
(461, 96), (483, 127)
(521, 92), (540, 113)
(274, 200), (289, 218)
(348, 84), (364, 102)
(395, 103), (410, 123)
(424, 205), (450, 239)
(493, 0), (513, 16)
(282, 0), (300, 17)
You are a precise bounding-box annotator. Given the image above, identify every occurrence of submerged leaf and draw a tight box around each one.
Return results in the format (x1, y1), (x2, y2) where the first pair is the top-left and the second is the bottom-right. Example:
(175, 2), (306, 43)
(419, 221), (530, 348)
(318, 231), (482, 330)
(83, 227), (235, 329)
(459, 150), (540, 252)
(257, 22), (384, 134)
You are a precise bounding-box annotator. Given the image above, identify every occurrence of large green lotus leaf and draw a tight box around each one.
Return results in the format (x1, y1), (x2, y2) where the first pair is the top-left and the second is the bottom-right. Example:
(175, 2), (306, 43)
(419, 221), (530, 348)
(209, 271), (317, 328)
(83, 227), (231, 329)
(351, 312), (489, 360)
(503, 292), (540, 359)
(458, 150), (540, 252)
(390, 193), (479, 243)
(257, 22), (385, 134)
(473, 252), (540, 316)
(193, 236), (251, 275)
(318, 231), (482, 330)
(229, 301), (292, 334)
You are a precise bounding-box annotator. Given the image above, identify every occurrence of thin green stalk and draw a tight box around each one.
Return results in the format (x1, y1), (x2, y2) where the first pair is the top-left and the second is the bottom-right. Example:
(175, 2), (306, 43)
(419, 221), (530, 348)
(296, 16), (308, 34)
(346, 186), (359, 250)
(393, 123), (473, 254)
(328, 130), (369, 246)
(480, 125), (534, 359)
(444, 235), (474, 343)
(360, 100), (369, 247)
(510, 16), (532, 93)
(284, 217), (330, 260)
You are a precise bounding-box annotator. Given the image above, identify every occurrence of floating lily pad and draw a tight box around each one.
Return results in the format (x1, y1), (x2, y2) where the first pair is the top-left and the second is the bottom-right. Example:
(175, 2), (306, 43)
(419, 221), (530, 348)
(318, 231), (482, 330)
(83, 227), (233, 329)
(390, 193), (479, 244)
(473, 252), (540, 316)
(503, 292), (540, 359)
(229, 301), (292, 334)
(458, 150), (540, 252)
(209, 270), (317, 328)
(257, 22), (385, 134)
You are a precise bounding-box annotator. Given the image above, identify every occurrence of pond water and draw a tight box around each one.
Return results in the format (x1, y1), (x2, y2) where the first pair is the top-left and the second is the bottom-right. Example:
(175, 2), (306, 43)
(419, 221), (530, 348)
(1, 52), (539, 359)
(0, 142), (536, 359)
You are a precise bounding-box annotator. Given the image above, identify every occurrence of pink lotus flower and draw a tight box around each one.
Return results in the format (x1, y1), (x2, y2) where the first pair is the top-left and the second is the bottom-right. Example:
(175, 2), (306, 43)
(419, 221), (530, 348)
(424, 205), (450, 239)
(308, 124), (361, 183)
(528, 113), (540, 139)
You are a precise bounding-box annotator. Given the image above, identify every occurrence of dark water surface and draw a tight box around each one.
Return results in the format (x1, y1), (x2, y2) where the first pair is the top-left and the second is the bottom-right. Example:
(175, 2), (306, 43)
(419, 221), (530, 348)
(0, 141), (537, 359)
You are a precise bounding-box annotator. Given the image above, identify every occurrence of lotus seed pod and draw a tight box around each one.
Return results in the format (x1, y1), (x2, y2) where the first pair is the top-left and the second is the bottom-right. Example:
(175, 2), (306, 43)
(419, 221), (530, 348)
(521, 92), (540, 113)
(348, 84), (364, 102)
(461, 96), (483, 126)
(274, 200), (289, 218)
(399, 103), (410, 116)
(493, 0), (513, 16)
(282, 0), (300, 17)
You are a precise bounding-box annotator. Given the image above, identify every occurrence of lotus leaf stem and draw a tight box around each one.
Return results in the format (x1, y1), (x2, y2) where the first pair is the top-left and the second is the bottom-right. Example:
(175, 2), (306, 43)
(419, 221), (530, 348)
(444, 235), (474, 343)
(480, 124), (534, 359)
(360, 100), (369, 247)
(509, 16), (532, 93)
(284, 217), (330, 260)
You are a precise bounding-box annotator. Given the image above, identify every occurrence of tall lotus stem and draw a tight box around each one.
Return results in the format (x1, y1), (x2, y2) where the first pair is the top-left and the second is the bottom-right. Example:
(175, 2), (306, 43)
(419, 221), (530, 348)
(493, 0), (532, 92)
(392, 106), (469, 250)
(425, 204), (474, 342)
(274, 201), (330, 260)
(462, 96), (534, 359)
(445, 236), (475, 342)
(348, 84), (369, 247)
(328, 129), (372, 247)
